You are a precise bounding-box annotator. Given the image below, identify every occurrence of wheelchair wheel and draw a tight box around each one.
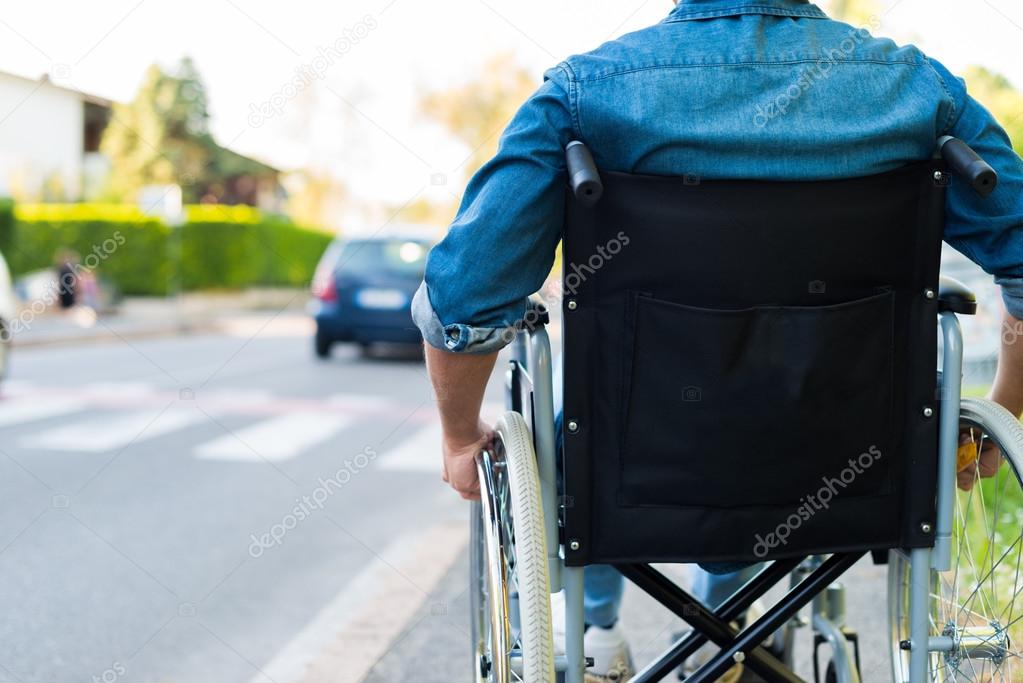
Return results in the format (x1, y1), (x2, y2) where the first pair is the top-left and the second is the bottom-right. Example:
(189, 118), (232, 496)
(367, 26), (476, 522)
(470, 411), (555, 682)
(889, 397), (1023, 681)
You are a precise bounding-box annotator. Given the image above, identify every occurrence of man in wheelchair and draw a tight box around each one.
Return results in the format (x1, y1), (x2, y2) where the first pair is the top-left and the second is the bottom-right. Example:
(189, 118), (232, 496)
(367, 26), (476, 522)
(412, 1), (1023, 681)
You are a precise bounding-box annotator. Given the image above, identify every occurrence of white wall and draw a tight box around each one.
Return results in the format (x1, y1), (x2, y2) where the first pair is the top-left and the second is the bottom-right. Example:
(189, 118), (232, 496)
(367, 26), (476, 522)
(0, 73), (83, 200)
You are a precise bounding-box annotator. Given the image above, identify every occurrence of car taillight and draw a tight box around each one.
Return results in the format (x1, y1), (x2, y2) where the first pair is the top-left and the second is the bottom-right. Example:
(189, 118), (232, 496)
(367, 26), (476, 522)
(311, 270), (337, 302)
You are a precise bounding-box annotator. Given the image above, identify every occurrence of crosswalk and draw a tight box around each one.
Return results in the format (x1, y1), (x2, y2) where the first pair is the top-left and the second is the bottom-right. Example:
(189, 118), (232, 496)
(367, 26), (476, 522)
(195, 412), (354, 462)
(21, 408), (205, 452)
(1, 381), (506, 471)
(0, 396), (85, 427)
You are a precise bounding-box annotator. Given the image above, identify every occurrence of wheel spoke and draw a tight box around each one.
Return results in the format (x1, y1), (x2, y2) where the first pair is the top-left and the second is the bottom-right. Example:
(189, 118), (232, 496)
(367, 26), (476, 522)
(890, 404), (1023, 681)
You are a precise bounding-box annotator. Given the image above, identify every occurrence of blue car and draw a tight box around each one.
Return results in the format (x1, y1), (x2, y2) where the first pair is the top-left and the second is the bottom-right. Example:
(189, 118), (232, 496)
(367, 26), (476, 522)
(309, 236), (431, 357)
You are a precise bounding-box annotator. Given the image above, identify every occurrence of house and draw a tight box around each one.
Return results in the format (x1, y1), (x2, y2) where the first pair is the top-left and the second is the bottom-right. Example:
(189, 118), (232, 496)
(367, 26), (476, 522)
(0, 70), (110, 201)
(199, 146), (287, 212)
(0, 70), (285, 211)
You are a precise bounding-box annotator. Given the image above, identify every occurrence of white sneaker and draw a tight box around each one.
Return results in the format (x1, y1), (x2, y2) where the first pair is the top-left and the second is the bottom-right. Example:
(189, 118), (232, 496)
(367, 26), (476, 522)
(583, 623), (634, 682)
(550, 592), (634, 682)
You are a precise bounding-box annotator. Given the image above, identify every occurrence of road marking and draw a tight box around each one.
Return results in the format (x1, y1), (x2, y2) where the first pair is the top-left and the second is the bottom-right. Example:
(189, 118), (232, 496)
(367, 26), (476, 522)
(376, 402), (505, 473)
(377, 422), (442, 472)
(0, 396), (85, 427)
(0, 383), (433, 422)
(81, 381), (155, 397)
(20, 408), (205, 452)
(325, 393), (393, 412)
(195, 413), (353, 462)
(248, 522), (467, 683)
(0, 379), (35, 396)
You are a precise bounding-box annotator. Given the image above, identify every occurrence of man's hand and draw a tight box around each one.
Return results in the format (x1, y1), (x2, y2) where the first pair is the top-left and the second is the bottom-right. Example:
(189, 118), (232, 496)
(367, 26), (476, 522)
(960, 304), (1023, 492)
(956, 427), (1004, 491)
(423, 344), (500, 501)
(441, 419), (493, 500)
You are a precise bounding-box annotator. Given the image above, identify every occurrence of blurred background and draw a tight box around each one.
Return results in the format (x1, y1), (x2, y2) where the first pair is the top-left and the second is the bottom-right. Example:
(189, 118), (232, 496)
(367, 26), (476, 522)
(0, 0), (1019, 681)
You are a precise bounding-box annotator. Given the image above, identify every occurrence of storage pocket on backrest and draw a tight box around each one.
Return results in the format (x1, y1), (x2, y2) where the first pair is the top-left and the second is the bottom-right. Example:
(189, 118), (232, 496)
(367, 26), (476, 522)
(619, 290), (895, 509)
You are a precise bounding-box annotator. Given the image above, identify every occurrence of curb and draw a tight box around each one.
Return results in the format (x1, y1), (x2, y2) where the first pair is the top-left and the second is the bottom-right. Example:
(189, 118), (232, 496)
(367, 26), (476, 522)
(11, 318), (224, 349)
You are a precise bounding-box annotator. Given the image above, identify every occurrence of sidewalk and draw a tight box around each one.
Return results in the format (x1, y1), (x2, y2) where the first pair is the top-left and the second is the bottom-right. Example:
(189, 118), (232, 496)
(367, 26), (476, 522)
(10, 288), (310, 348)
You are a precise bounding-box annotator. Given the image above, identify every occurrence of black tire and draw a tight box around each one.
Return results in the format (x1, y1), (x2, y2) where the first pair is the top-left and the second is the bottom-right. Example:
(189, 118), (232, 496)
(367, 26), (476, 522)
(314, 332), (332, 359)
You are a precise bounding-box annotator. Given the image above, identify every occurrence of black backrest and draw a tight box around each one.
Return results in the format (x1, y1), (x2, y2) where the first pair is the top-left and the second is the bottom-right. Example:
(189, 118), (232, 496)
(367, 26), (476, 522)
(561, 162), (946, 565)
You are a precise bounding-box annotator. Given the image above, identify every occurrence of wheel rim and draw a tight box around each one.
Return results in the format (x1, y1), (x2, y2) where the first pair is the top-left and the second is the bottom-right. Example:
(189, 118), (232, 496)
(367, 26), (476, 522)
(891, 413), (1023, 681)
(472, 445), (528, 682)
(470, 500), (490, 683)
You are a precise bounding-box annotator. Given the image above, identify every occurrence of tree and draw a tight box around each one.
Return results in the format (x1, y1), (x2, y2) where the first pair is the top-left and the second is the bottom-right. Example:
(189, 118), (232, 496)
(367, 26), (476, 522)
(405, 54), (538, 225)
(101, 58), (217, 203)
(420, 53), (537, 179)
(822, 0), (881, 25)
(823, 1), (1023, 151)
(964, 67), (1023, 153)
(284, 168), (348, 230)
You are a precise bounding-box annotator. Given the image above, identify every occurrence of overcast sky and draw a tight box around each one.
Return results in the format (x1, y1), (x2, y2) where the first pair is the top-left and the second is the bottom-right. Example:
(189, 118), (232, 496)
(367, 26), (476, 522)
(1, 0), (1021, 208)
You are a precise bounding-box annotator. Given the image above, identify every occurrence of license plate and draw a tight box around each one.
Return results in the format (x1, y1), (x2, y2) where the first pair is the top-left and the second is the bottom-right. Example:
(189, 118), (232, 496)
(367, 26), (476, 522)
(355, 288), (407, 310)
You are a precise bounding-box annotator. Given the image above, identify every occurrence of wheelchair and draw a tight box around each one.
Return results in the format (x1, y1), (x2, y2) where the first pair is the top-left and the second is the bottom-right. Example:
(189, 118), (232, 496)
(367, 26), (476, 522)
(469, 136), (1023, 682)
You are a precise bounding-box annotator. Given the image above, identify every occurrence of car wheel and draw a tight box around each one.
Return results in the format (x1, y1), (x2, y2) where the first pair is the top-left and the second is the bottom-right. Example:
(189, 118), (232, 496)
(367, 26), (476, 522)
(314, 332), (332, 359)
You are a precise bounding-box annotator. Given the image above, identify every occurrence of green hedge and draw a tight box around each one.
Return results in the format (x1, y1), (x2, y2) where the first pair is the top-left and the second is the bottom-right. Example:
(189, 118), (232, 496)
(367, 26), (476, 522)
(4, 203), (333, 296)
(0, 198), (15, 254)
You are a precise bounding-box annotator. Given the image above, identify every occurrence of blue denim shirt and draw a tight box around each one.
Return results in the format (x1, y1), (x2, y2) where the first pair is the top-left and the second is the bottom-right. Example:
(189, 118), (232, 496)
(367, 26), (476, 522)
(413, 0), (1023, 353)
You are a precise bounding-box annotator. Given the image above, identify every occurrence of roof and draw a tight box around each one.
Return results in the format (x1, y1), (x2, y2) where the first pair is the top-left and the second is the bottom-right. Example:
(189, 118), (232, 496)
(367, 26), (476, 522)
(0, 68), (280, 174)
(0, 69), (113, 107)
(214, 145), (280, 176)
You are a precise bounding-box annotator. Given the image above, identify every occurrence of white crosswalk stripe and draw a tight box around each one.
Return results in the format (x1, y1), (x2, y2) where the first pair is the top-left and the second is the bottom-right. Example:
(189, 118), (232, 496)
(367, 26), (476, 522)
(325, 393), (392, 410)
(377, 422), (442, 472)
(20, 408), (206, 452)
(195, 412), (354, 462)
(80, 381), (155, 397)
(0, 396), (86, 427)
(7, 381), (453, 465)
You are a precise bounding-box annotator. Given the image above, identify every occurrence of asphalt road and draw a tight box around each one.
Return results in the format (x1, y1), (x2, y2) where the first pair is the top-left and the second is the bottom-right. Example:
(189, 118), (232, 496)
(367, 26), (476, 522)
(0, 314), (893, 683)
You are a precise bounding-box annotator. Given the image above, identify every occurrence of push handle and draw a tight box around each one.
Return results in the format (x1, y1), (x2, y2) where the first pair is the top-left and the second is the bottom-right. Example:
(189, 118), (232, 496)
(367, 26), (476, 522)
(939, 136), (998, 197)
(566, 141), (603, 207)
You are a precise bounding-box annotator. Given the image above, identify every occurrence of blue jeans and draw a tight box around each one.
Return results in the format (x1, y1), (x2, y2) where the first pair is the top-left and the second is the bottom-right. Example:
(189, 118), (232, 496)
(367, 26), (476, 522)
(552, 355), (762, 627)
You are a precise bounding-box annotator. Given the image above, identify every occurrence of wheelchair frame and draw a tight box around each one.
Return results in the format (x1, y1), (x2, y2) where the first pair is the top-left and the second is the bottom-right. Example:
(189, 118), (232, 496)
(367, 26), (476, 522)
(472, 136), (1002, 682)
(505, 306), (964, 682)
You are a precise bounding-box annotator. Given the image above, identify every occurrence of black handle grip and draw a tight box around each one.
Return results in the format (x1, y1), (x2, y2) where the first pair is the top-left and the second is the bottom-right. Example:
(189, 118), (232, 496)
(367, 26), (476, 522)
(566, 141), (603, 207)
(939, 136), (998, 197)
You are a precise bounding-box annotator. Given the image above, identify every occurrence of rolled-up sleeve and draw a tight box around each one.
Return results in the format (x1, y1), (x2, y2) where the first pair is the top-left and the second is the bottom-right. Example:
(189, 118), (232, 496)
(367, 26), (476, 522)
(995, 276), (1023, 319)
(413, 65), (576, 353)
(929, 59), (1023, 317)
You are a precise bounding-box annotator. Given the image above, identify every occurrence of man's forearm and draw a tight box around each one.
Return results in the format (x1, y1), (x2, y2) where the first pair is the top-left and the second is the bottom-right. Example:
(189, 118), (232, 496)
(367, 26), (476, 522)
(424, 345), (499, 444)
(990, 307), (1023, 418)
